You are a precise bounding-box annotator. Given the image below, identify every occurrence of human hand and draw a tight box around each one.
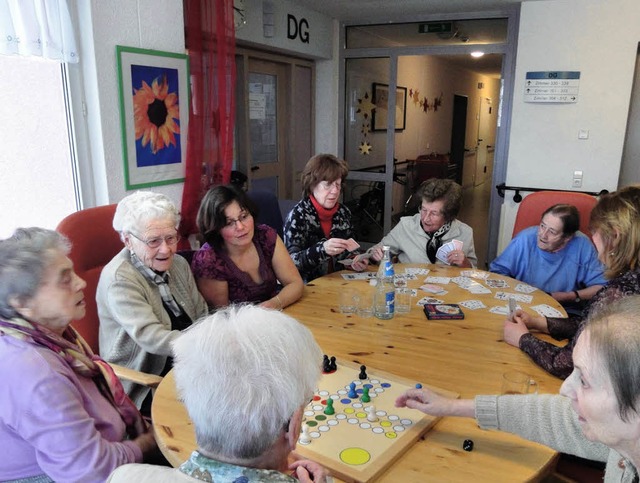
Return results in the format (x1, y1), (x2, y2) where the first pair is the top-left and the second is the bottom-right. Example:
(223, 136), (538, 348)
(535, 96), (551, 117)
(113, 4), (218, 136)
(447, 249), (470, 267)
(134, 425), (158, 457)
(513, 309), (547, 332)
(323, 238), (349, 257)
(370, 245), (384, 262)
(259, 297), (282, 311)
(290, 459), (328, 483)
(395, 388), (456, 417)
(503, 313), (530, 347)
(351, 258), (369, 272)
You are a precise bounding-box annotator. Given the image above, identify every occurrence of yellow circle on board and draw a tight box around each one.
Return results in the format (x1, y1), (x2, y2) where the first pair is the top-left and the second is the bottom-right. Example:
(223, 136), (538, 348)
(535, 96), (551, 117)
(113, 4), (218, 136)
(380, 420), (392, 427)
(340, 447), (371, 466)
(385, 432), (398, 439)
(344, 408), (355, 414)
(356, 412), (366, 418)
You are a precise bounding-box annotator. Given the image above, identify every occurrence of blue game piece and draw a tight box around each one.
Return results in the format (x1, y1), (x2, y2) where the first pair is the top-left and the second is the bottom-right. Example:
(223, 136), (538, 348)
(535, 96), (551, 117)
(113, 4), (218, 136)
(348, 382), (358, 398)
(416, 383), (423, 389)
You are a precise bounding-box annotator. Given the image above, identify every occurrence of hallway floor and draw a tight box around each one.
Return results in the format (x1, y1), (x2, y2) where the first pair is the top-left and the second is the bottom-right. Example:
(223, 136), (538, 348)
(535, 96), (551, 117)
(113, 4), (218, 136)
(458, 180), (493, 270)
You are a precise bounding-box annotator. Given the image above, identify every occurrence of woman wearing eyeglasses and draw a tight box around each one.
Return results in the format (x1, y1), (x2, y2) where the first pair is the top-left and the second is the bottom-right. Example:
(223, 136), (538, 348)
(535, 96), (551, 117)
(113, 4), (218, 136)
(371, 178), (477, 268)
(192, 185), (303, 310)
(284, 154), (368, 283)
(98, 191), (208, 413)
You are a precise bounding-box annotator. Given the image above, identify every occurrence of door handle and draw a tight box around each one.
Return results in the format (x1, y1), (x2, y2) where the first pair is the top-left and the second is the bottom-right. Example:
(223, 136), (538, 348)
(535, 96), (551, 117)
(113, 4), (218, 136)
(250, 166), (260, 172)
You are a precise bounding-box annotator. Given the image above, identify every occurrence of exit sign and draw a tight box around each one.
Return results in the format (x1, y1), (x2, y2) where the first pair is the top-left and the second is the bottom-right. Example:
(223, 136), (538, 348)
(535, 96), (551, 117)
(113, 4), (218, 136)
(419, 22), (452, 34)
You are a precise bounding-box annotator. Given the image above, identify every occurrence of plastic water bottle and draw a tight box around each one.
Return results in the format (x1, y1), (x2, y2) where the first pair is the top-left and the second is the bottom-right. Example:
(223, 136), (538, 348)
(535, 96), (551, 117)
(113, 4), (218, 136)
(374, 246), (395, 320)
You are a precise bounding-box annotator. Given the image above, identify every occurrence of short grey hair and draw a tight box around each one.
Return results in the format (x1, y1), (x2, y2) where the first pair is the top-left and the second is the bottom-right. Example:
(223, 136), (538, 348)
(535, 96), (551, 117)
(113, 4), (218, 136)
(112, 191), (181, 238)
(172, 305), (322, 459)
(0, 228), (70, 319)
(586, 295), (640, 422)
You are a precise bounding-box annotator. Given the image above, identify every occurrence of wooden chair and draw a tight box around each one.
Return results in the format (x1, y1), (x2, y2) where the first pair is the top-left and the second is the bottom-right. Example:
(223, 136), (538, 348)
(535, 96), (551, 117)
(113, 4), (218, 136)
(512, 191), (598, 239)
(56, 205), (162, 388)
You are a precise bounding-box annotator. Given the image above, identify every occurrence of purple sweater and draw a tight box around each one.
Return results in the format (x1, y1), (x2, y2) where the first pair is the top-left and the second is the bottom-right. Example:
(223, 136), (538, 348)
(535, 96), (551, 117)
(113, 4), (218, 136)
(0, 334), (142, 482)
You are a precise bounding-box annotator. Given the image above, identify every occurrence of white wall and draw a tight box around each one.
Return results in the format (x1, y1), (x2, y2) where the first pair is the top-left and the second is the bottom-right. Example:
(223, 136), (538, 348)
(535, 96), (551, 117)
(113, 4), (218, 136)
(498, 0), (640, 251)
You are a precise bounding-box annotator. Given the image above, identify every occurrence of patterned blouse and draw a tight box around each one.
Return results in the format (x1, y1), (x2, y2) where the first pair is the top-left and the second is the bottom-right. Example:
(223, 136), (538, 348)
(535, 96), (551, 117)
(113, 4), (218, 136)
(519, 267), (640, 379)
(191, 224), (278, 304)
(283, 197), (355, 283)
(179, 451), (296, 482)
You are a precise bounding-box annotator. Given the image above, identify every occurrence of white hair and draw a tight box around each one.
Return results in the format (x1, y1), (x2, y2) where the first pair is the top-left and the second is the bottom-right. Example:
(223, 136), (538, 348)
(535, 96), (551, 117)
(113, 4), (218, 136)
(172, 305), (322, 459)
(112, 191), (180, 237)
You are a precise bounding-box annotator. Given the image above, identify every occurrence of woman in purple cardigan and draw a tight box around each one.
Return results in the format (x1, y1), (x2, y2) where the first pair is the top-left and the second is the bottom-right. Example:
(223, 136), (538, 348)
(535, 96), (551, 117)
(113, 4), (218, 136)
(0, 228), (156, 483)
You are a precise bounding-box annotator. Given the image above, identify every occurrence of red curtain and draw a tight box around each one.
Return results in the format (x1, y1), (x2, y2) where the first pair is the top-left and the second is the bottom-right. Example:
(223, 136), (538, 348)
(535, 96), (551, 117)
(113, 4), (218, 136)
(180, 0), (236, 236)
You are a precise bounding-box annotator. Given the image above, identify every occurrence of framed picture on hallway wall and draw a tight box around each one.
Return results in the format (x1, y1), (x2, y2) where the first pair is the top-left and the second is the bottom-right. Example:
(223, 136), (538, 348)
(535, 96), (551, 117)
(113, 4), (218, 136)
(116, 45), (190, 189)
(372, 82), (407, 131)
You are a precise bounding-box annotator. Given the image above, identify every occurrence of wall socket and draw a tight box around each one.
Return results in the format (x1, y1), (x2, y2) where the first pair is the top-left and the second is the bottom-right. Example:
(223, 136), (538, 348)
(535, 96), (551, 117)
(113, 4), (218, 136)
(572, 170), (583, 188)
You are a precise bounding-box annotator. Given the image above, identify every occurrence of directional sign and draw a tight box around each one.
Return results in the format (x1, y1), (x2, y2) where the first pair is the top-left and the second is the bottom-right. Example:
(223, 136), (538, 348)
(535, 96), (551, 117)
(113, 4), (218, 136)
(524, 71), (580, 103)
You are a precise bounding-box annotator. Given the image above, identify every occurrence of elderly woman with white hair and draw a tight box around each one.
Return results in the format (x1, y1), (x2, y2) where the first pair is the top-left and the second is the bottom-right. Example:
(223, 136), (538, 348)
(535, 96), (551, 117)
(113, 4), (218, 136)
(108, 305), (328, 483)
(98, 191), (208, 414)
(0, 228), (156, 482)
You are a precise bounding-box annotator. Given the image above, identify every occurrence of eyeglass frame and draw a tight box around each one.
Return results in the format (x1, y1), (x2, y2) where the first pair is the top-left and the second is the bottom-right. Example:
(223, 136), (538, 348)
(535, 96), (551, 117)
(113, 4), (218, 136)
(316, 180), (342, 191)
(129, 232), (181, 248)
(223, 211), (252, 230)
(419, 205), (444, 219)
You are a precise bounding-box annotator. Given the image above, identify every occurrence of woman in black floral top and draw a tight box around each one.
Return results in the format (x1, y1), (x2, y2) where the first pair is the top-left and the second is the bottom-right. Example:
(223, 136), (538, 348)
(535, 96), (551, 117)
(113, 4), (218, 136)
(284, 154), (368, 283)
(503, 185), (640, 379)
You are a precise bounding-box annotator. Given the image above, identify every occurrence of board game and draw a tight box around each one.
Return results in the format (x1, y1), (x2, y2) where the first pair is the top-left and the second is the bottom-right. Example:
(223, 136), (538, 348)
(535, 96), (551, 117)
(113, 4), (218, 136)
(293, 360), (458, 482)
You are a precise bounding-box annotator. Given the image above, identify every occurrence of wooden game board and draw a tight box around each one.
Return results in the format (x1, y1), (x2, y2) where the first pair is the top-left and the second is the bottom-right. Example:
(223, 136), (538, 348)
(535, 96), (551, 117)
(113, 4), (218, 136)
(293, 361), (458, 482)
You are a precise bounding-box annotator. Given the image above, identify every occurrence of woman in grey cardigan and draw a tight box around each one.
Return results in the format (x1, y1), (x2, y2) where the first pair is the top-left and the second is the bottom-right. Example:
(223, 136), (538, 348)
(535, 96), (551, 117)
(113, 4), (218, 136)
(396, 295), (640, 482)
(98, 191), (208, 413)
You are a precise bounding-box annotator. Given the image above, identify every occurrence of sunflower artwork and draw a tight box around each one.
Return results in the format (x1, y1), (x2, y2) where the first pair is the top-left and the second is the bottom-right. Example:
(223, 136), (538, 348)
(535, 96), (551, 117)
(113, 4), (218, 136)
(131, 65), (181, 165)
(117, 45), (189, 189)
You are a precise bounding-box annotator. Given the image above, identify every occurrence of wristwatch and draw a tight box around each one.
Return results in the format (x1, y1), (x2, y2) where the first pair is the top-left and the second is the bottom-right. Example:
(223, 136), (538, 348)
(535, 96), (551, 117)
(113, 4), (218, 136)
(573, 290), (581, 303)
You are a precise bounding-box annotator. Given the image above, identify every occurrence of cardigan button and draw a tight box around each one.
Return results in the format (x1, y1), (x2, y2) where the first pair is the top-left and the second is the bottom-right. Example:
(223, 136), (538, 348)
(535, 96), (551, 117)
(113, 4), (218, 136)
(618, 458), (626, 469)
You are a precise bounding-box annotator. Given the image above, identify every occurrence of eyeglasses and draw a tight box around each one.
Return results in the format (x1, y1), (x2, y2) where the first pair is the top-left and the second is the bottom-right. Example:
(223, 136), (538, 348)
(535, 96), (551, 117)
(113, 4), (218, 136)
(130, 232), (181, 248)
(538, 222), (563, 238)
(419, 206), (444, 219)
(224, 211), (252, 229)
(317, 180), (342, 191)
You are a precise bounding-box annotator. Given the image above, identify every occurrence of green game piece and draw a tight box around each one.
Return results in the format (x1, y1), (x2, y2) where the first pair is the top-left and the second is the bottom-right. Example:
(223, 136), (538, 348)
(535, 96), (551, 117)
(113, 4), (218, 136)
(324, 398), (335, 415)
(361, 386), (371, 403)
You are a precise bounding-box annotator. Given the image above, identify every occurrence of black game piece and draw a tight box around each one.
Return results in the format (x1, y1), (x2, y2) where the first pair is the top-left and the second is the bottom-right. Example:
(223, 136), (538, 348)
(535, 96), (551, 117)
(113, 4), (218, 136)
(329, 356), (337, 371)
(322, 355), (330, 373)
(359, 364), (367, 380)
(463, 439), (474, 451)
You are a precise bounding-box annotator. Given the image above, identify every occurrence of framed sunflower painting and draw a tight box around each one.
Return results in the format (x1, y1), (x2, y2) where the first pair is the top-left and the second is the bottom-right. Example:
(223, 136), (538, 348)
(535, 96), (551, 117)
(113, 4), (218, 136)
(116, 45), (189, 189)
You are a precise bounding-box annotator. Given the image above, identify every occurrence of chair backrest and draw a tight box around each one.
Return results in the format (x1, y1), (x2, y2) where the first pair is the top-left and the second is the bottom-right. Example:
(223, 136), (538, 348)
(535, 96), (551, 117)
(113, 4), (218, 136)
(56, 204), (121, 353)
(512, 191), (598, 239)
(247, 189), (284, 238)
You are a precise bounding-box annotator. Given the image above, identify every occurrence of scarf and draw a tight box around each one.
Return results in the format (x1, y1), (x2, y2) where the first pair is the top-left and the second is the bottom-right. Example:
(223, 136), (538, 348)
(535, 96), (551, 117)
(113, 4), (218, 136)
(310, 195), (339, 238)
(425, 221), (452, 263)
(0, 317), (146, 439)
(130, 252), (183, 317)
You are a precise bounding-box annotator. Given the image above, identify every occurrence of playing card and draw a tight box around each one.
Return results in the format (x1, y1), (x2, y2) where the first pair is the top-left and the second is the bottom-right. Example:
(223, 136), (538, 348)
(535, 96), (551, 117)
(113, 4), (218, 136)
(460, 270), (489, 280)
(508, 297), (517, 319)
(424, 276), (451, 285)
(467, 284), (491, 294)
(340, 272), (376, 281)
(417, 296), (445, 306)
(452, 239), (463, 251)
(485, 279), (509, 289)
(531, 304), (564, 318)
(515, 283), (537, 294)
(495, 292), (533, 304)
(409, 288), (418, 296)
(489, 305), (509, 315)
(420, 284), (447, 294)
(451, 276), (473, 287)
(345, 238), (360, 252)
(337, 259), (353, 266)
(458, 300), (487, 310)
(405, 267), (430, 276)
(435, 245), (452, 265)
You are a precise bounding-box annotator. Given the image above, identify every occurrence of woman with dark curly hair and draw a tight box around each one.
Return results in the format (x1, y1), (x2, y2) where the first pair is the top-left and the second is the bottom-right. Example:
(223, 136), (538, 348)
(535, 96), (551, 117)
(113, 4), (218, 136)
(372, 178), (477, 268)
(193, 185), (303, 309)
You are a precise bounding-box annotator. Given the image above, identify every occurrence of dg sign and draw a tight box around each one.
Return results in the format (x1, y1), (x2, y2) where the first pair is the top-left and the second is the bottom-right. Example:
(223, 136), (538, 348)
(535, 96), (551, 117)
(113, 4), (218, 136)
(524, 71), (580, 103)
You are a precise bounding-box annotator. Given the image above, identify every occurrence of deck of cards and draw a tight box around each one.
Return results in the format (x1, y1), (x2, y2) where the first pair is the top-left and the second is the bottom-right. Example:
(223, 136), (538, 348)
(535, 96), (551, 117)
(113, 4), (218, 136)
(435, 239), (464, 265)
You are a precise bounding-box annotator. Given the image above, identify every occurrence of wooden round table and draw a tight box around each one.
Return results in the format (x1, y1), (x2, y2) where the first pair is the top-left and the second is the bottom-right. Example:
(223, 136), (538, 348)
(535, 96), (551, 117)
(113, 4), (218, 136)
(152, 264), (566, 482)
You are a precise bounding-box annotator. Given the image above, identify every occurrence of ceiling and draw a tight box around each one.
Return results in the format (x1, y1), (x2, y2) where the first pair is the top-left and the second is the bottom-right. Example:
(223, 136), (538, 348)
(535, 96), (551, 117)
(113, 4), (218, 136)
(290, 0), (543, 22)
(290, 0), (544, 77)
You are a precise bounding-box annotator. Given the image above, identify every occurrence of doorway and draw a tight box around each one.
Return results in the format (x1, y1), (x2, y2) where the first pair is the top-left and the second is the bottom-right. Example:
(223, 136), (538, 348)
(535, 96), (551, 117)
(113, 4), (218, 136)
(450, 94), (468, 186)
(235, 49), (314, 200)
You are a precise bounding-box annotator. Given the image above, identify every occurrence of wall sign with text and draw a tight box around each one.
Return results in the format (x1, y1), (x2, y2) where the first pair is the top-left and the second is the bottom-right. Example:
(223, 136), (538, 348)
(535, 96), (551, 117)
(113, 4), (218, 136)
(524, 71), (580, 104)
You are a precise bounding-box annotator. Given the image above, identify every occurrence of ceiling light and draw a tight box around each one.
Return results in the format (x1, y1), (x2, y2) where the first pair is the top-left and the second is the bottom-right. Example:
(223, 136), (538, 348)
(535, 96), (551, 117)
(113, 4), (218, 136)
(470, 51), (485, 58)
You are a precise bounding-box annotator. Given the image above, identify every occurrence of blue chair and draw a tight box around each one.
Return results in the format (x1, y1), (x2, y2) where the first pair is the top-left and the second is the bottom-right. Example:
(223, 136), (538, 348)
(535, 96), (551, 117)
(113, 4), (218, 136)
(247, 189), (284, 238)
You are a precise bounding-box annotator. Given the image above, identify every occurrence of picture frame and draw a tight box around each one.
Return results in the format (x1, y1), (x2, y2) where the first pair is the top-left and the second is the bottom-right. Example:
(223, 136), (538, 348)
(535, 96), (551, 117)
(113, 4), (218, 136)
(372, 82), (407, 131)
(116, 45), (190, 189)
